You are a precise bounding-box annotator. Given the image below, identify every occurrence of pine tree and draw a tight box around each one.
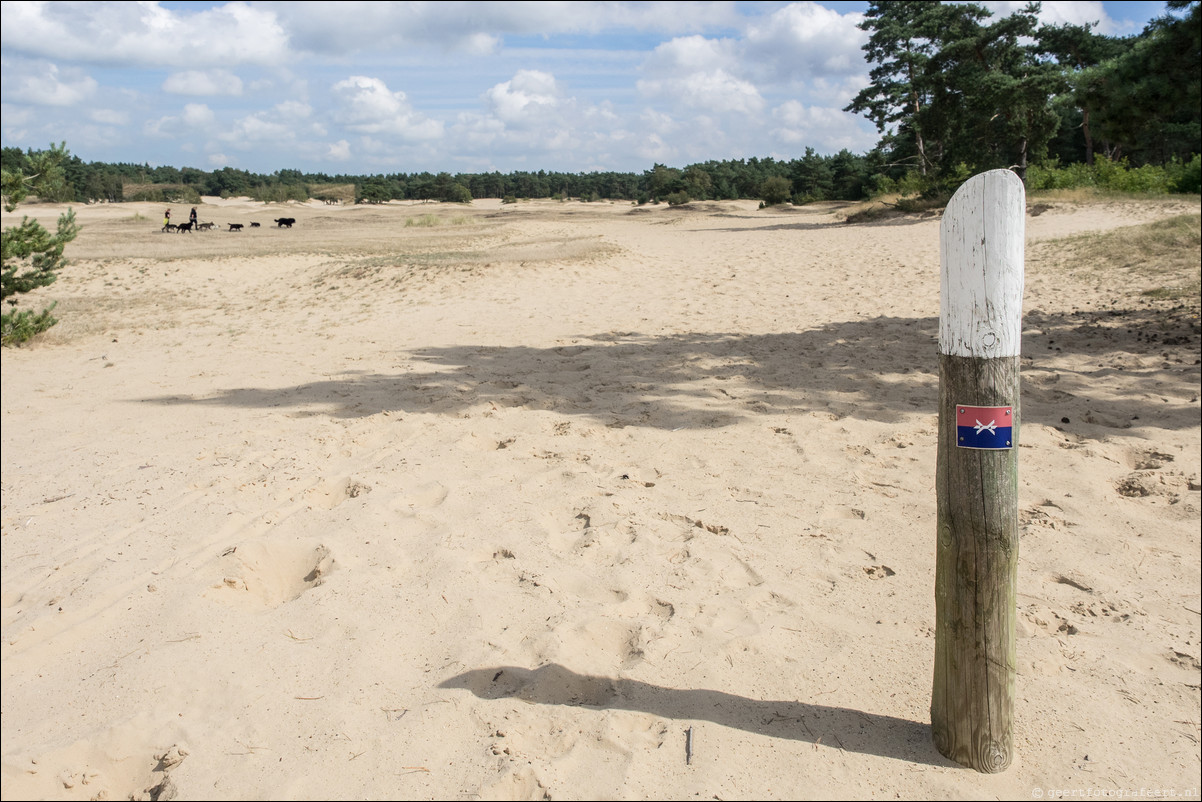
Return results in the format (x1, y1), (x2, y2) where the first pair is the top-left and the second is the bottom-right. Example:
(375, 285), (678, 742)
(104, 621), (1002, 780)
(844, 1), (955, 176)
(2, 142), (80, 345)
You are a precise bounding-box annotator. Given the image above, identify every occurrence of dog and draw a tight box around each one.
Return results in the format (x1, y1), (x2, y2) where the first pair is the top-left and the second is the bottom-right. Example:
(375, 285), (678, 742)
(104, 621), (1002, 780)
(228, 223), (244, 232)
(273, 217), (296, 228)
(176, 221), (193, 233)
(162, 223), (177, 232)
(250, 222), (261, 227)
(197, 222), (215, 231)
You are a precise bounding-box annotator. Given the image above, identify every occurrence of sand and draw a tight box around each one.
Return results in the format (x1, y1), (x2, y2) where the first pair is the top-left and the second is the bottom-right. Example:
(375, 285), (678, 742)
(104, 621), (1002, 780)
(1, 194), (1199, 801)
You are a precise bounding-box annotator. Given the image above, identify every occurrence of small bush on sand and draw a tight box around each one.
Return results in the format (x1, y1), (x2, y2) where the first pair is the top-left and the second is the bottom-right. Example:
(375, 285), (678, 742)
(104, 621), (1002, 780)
(758, 176), (792, 207)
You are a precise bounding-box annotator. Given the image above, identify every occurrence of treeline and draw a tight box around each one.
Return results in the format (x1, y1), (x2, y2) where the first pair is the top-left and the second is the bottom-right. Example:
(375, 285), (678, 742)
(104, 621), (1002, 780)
(0, 146), (891, 206)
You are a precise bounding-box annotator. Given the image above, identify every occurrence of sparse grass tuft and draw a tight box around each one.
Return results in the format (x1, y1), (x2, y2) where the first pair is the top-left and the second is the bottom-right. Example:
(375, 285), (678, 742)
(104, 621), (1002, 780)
(840, 193), (945, 223)
(1045, 214), (1200, 306)
(405, 214), (473, 228)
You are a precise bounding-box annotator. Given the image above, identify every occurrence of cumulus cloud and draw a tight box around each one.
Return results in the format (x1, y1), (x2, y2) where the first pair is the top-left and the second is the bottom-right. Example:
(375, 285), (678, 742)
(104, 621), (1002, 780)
(982, 1), (1127, 34)
(446, 70), (637, 170)
(483, 70), (565, 127)
(182, 103), (216, 128)
(223, 115), (290, 144)
(332, 76), (444, 140)
(272, 1), (740, 56)
(771, 100), (877, 152)
(742, 2), (867, 84)
(643, 34), (740, 74)
(210, 101), (319, 154)
(273, 100), (313, 122)
(0, 1), (290, 67)
(145, 103), (214, 139)
(4, 62), (98, 106)
(0, 104), (35, 139)
(327, 140), (351, 161)
(635, 131), (674, 163)
(163, 70), (244, 97)
(638, 36), (764, 116)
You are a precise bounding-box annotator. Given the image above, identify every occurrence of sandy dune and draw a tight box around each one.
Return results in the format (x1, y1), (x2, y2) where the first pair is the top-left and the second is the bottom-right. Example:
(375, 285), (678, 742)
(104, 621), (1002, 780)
(2, 195), (1199, 800)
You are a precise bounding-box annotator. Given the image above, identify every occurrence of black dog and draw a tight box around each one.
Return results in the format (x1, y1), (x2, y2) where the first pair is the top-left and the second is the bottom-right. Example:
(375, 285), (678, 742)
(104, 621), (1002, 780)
(273, 217), (296, 228)
(228, 223), (244, 232)
(250, 222), (261, 227)
(177, 221), (193, 233)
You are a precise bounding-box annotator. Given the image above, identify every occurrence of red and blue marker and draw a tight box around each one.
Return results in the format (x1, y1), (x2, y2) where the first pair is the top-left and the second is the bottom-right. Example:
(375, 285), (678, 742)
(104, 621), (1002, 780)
(956, 405), (1014, 449)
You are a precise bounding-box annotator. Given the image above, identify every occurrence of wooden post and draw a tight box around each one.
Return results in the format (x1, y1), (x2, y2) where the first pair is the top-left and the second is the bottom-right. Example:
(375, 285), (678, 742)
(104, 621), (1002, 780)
(932, 169), (1025, 773)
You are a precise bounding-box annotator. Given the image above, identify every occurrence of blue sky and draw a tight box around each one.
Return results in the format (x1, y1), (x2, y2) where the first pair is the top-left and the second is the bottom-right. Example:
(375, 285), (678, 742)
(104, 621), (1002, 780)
(0, 1), (1175, 177)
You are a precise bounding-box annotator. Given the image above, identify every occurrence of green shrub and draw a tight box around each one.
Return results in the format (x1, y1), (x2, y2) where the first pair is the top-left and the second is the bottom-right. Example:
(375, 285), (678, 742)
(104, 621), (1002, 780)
(501, 195), (518, 204)
(441, 183), (473, 204)
(1026, 156), (1195, 194)
(1174, 155), (1202, 194)
(665, 191), (691, 206)
(251, 183), (310, 202)
(1, 303), (58, 346)
(759, 176), (792, 206)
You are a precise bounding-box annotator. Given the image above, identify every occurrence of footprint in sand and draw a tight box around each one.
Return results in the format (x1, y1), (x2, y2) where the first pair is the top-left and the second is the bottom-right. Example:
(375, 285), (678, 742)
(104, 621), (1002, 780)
(305, 477), (372, 510)
(139, 744), (188, 801)
(479, 765), (551, 802)
(863, 564), (896, 580)
(385, 481), (450, 514)
(208, 540), (333, 608)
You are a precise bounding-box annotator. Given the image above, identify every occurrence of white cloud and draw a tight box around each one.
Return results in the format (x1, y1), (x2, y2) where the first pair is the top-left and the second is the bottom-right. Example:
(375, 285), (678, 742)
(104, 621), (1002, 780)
(644, 34), (740, 73)
(635, 131), (674, 164)
(218, 114), (291, 147)
(638, 36), (763, 116)
(771, 100), (877, 153)
(145, 103), (215, 139)
(181, 103), (215, 128)
(90, 108), (129, 126)
(332, 75), (444, 140)
(274, 100), (313, 122)
(0, 1), (290, 67)
(272, 1), (741, 55)
(982, 1), (1125, 35)
(163, 70), (244, 97)
(5, 62), (98, 106)
(0, 104), (35, 140)
(327, 140), (351, 161)
(742, 2), (867, 84)
(638, 69), (764, 116)
(483, 70), (565, 127)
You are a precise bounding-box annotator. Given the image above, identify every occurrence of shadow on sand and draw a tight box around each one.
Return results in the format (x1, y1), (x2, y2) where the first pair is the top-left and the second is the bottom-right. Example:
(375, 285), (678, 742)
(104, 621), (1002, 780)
(143, 308), (1197, 435)
(439, 663), (958, 768)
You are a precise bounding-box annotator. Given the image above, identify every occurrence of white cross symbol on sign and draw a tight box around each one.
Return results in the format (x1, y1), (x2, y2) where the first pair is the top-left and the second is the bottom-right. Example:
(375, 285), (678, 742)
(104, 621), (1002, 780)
(974, 419), (997, 436)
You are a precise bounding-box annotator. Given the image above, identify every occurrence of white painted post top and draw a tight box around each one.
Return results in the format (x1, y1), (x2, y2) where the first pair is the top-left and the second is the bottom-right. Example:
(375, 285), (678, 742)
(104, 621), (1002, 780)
(939, 169), (1025, 359)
